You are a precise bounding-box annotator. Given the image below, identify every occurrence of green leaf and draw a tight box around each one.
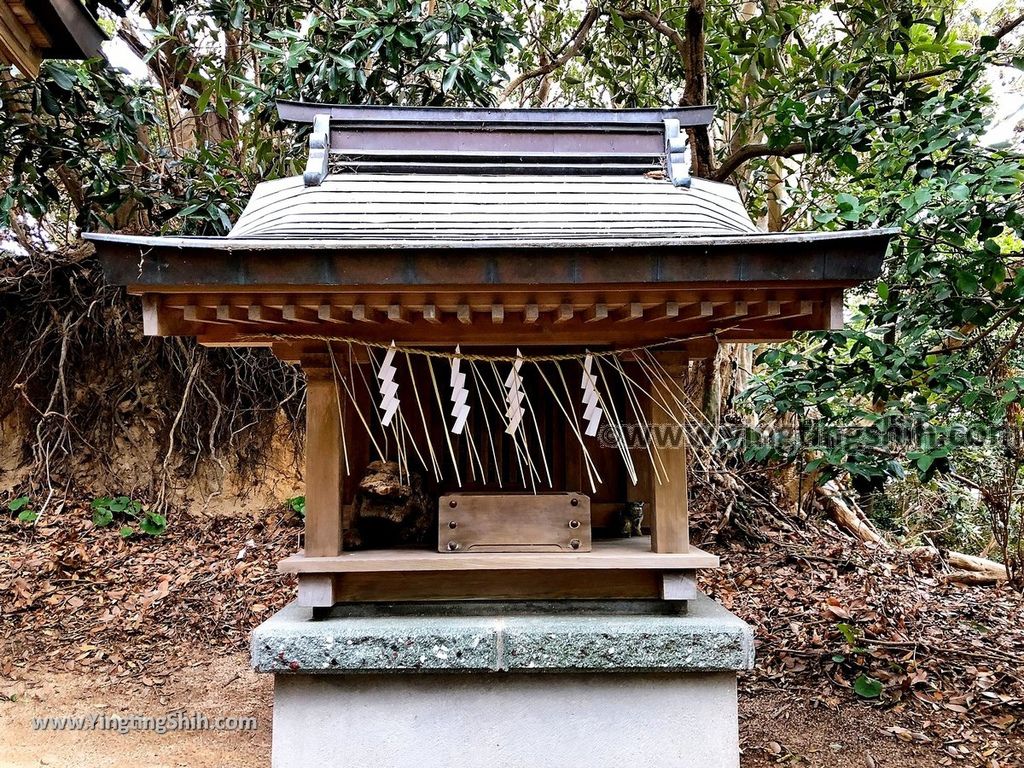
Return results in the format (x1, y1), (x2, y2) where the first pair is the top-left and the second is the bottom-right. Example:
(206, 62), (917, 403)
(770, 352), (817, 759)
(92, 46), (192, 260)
(47, 64), (78, 91)
(947, 184), (970, 201)
(955, 271), (978, 294)
(394, 29), (417, 48)
(854, 674), (884, 699)
(8, 496), (30, 512)
(139, 512), (167, 536)
(93, 508), (114, 527)
(17, 509), (38, 523)
(837, 623), (858, 645)
(876, 282), (889, 301)
(442, 64), (459, 93)
(195, 87), (213, 116)
(119, 526), (135, 538)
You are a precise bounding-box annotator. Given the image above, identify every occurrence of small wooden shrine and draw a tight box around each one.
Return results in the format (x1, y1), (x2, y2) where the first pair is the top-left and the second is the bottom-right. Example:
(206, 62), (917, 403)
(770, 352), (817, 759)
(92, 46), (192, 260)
(89, 101), (893, 612)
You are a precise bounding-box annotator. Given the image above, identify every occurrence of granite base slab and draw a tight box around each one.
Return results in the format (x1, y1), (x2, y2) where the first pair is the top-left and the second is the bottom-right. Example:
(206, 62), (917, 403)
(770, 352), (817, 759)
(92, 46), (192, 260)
(251, 593), (754, 674)
(251, 594), (753, 768)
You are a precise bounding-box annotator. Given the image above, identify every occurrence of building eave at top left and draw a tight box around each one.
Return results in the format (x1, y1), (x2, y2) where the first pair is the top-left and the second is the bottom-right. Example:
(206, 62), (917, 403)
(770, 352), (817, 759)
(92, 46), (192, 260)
(0, 0), (108, 78)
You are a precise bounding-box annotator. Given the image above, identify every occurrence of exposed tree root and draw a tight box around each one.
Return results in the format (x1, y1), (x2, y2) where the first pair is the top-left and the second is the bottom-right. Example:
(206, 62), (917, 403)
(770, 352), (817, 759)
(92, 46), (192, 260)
(0, 235), (305, 508)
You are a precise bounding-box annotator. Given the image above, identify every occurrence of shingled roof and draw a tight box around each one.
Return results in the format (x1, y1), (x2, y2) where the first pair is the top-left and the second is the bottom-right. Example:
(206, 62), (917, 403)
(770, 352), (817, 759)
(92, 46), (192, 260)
(85, 101), (895, 358)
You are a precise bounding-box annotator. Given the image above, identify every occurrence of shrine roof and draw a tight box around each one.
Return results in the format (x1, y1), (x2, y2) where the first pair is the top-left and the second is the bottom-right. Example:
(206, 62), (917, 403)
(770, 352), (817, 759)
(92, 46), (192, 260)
(85, 102), (896, 297)
(223, 173), (759, 243)
(81, 103), (896, 360)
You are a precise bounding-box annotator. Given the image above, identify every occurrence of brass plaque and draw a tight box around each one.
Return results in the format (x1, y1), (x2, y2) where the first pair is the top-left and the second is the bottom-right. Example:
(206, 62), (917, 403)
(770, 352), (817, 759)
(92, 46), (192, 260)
(438, 493), (592, 553)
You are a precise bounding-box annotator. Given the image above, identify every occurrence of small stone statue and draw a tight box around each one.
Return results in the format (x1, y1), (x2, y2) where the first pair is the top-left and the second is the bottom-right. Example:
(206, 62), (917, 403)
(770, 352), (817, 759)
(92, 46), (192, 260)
(617, 500), (645, 537)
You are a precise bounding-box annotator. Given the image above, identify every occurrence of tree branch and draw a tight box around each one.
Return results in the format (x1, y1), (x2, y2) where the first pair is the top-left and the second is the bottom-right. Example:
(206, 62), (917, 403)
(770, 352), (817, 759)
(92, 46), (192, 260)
(994, 12), (1024, 41)
(500, 6), (602, 102)
(683, 0), (711, 175)
(617, 2), (711, 174)
(614, 8), (687, 59)
(712, 141), (807, 181)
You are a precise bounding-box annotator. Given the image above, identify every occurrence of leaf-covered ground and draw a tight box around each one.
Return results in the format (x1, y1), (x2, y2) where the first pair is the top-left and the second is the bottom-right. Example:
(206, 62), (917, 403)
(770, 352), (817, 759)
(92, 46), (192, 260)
(704, 535), (1024, 766)
(0, 505), (1020, 767)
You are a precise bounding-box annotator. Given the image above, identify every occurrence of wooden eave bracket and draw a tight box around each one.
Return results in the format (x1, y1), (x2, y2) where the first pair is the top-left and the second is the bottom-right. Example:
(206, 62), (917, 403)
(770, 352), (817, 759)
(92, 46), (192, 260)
(664, 118), (692, 188)
(303, 113), (330, 187)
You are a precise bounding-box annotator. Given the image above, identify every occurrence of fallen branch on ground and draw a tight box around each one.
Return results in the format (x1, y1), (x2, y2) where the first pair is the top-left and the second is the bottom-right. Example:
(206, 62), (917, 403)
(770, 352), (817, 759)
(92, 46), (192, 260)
(817, 480), (1008, 584)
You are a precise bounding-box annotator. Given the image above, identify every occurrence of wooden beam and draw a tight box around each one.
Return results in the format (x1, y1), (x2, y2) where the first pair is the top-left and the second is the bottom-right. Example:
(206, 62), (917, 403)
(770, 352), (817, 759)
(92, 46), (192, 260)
(828, 291), (845, 329)
(302, 366), (344, 558)
(217, 304), (256, 324)
(678, 301), (714, 322)
(422, 304), (442, 324)
(457, 304), (472, 324)
(524, 303), (539, 323)
(648, 353), (689, 554)
(317, 304), (348, 323)
(196, 323), (724, 358)
(141, 295), (173, 336)
(713, 300), (748, 323)
(326, 570), (669, 602)
(661, 571), (697, 601)
(280, 538), (718, 572)
(352, 304), (376, 323)
(297, 574), (336, 607)
(247, 305), (288, 325)
(387, 304), (410, 324)
(737, 300), (782, 323)
(0, 3), (41, 77)
(766, 300), (814, 322)
(555, 303), (574, 324)
(182, 305), (227, 325)
(491, 304), (504, 324)
(283, 304), (321, 324)
(585, 303), (608, 323)
(618, 302), (645, 322)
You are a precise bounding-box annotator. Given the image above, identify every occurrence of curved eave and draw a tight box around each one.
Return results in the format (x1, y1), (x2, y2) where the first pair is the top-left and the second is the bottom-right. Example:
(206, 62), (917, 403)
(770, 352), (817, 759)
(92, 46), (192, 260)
(83, 228), (897, 252)
(84, 228), (897, 290)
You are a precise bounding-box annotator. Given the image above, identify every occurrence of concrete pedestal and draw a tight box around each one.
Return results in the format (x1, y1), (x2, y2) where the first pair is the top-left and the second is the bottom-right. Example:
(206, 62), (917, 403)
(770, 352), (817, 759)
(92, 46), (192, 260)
(252, 595), (754, 768)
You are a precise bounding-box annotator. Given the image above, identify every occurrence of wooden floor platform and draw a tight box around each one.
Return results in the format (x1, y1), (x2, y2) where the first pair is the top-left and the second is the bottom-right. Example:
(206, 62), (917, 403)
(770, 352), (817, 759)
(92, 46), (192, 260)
(279, 536), (719, 574)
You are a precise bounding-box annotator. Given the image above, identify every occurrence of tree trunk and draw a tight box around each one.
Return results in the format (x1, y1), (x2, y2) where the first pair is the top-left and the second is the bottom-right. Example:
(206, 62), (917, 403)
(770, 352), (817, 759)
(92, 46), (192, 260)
(684, 0), (713, 176)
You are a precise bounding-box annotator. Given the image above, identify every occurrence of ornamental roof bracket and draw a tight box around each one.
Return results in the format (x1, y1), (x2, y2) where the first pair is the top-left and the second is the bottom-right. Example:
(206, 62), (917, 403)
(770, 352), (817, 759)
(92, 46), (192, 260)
(303, 113), (330, 187)
(664, 119), (692, 188)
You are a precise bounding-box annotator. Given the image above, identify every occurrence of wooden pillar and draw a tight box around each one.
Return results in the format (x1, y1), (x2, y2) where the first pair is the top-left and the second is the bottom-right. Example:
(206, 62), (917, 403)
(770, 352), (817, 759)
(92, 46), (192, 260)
(302, 365), (344, 558)
(647, 353), (689, 553)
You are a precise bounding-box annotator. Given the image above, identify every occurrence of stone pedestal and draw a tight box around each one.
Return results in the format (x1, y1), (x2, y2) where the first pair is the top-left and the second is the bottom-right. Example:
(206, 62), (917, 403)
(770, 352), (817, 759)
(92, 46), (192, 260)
(251, 595), (754, 768)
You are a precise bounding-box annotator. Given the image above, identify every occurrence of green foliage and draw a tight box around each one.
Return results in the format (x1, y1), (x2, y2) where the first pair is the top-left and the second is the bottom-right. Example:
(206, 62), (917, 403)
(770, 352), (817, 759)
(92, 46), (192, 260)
(854, 673), (885, 699)
(7, 495), (37, 523)
(832, 623), (887, 699)
(836, 622), (859, 646)
(241, 0), (518, 108)
(714, 1), (1024, 577)
(286, 495), (306, 519)
(91, 496), (167, 537)
(0, 60), (160, 231)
